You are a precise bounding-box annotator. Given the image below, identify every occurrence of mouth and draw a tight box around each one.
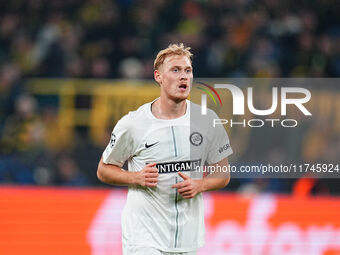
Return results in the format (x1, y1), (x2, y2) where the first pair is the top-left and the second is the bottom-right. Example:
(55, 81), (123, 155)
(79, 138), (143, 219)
(179, 84), (188, 90)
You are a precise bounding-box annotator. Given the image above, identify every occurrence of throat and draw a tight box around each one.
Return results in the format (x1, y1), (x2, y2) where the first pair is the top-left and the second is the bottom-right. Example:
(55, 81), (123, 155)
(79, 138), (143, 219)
(151, 98), (187, 120)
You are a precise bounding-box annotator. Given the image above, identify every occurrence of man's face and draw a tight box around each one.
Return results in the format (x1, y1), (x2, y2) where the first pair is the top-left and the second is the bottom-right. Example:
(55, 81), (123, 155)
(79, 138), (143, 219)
(154, 55), (193, 102)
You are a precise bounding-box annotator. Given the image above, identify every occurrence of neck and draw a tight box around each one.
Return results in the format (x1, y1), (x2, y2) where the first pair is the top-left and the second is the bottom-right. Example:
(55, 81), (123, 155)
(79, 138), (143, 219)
(152, 97), (187, 120)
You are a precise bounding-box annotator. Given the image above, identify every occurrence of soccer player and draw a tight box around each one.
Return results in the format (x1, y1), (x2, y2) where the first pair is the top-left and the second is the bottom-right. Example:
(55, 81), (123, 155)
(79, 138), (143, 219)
(97, 43), (232, 255)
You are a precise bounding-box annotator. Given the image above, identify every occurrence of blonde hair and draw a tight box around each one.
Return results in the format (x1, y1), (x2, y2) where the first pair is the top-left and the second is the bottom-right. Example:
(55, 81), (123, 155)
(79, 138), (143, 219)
(154, 43), (193, 70)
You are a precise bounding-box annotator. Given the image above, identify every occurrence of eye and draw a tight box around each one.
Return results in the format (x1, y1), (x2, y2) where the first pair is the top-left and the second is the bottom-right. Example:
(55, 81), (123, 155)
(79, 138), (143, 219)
(186, 69), (192, 73)
(173, 68), (179, 73)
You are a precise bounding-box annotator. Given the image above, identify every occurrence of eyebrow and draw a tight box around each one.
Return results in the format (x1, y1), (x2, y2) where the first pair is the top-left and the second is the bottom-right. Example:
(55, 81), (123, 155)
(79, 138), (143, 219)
(171, 65), (192, 69)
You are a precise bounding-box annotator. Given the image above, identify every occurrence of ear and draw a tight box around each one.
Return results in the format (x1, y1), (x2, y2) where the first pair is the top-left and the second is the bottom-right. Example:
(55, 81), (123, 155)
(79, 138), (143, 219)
(154, 69), (162, 85)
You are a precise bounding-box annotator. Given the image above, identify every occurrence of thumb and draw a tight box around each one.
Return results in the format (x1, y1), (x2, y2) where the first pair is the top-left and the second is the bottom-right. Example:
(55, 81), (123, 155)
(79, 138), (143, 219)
(146, 162), (157, 167)
(178, 171), (190, 180)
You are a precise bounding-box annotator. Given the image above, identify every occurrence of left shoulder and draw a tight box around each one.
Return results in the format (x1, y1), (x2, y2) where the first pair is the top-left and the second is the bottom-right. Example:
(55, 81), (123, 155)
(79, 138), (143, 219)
(187, 100), (219, 120)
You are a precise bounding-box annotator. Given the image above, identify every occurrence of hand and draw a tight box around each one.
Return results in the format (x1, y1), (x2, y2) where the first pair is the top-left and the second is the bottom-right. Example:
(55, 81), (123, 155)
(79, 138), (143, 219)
(135, 163), (159, 187)
(172, 172), (202, 199)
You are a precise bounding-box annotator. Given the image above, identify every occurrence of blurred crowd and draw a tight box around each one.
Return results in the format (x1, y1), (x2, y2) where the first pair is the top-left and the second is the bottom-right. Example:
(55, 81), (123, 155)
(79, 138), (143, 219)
(0, 0), (339, 191)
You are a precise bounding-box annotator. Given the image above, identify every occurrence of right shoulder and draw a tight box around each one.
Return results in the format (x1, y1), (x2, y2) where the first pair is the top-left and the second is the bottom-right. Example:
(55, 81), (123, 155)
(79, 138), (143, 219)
(115, 102), (151, 131)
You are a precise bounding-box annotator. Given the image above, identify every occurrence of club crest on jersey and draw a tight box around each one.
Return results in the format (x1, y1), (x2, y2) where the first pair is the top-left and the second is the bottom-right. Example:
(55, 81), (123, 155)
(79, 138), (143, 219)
(109, 132), (116, 148)
(190, 132), (203, 146)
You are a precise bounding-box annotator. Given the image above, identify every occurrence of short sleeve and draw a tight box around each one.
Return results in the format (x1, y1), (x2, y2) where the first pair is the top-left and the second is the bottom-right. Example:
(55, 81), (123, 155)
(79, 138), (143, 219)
(102, 115), (135, 167)
(206, 111), (233, 164)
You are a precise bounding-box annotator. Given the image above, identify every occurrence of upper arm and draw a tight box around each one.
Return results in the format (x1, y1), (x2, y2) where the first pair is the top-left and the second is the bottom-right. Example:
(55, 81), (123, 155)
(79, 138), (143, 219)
(102, 115), (136, 167)
(206, 110), (233, 165)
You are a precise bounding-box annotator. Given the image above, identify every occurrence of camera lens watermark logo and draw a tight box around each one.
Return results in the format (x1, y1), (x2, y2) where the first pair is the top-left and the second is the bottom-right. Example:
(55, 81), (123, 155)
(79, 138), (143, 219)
(196, 83), (312, 128)
(196, 82), (222, 115)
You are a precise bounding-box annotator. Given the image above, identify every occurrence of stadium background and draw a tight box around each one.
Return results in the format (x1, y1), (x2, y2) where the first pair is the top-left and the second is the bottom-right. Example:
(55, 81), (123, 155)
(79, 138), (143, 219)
(0, 0), (339, 254)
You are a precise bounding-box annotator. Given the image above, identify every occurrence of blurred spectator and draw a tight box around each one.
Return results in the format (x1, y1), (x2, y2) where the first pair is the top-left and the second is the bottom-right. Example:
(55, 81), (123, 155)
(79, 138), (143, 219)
(55, 155), (88, 186)
(0, 63), (22, 126)
(1, 94), (45, 156)
(91, 57), (111, 78)
(119, 57), (144, 79)
(0, 94), (45, 184)
(34, 22), (65, 77)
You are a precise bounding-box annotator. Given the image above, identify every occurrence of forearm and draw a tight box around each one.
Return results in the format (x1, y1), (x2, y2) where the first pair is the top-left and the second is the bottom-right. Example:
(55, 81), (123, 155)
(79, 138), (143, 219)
(97, 157), (137, 186)
(198, 172), (230, 192)
(198, 157), (231, 192)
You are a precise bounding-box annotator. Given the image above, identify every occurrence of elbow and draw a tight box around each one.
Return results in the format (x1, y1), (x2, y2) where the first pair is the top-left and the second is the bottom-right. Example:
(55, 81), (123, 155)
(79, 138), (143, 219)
(97, 163), (106, 183)
(221, 175), (230, 189)
(97, 167), (104, 182)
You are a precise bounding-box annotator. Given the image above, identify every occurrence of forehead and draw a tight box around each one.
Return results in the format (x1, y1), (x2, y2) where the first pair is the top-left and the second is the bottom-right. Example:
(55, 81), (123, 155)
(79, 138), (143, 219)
(162, 55), (192, 69)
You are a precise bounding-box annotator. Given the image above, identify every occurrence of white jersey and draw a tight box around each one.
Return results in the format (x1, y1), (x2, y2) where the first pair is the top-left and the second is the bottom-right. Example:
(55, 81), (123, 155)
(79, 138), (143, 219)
(102, 99), (232, 252)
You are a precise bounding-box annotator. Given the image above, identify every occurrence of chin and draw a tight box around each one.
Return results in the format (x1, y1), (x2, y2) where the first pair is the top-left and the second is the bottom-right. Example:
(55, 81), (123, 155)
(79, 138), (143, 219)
(171, 94), (188, 103)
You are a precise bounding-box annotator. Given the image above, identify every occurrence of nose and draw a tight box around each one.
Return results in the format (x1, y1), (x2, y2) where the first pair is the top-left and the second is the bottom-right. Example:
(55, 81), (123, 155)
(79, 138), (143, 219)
(180, 71), (189, 80)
